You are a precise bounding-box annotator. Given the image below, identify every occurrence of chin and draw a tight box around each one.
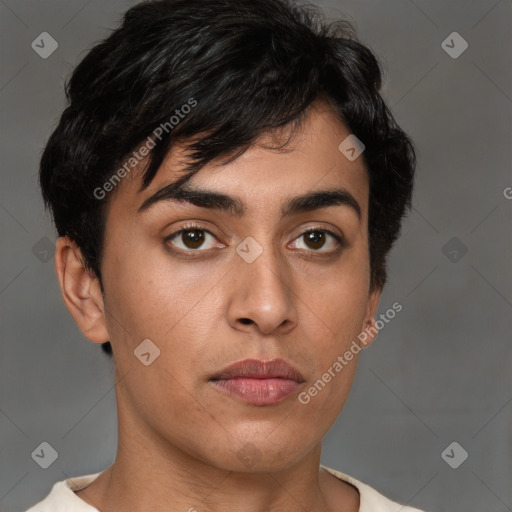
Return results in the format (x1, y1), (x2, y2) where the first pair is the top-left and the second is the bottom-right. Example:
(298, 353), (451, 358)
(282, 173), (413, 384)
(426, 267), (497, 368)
(224, 439), (311, 474)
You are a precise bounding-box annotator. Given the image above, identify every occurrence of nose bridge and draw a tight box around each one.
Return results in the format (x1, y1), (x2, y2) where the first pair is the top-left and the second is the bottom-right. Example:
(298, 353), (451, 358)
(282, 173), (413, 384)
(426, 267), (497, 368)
(237, 232), (290, 298)
(229, 232), (297, 334)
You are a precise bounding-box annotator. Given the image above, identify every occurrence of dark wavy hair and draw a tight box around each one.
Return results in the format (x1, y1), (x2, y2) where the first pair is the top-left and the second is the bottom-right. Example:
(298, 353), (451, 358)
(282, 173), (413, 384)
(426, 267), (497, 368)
(39, 0), (416, 355)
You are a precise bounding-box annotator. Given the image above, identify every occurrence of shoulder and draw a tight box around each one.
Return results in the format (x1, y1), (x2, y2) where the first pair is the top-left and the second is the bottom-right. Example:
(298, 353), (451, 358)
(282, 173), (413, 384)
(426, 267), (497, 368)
(321, 465), (429, 512)
(24, 473), (102, 512)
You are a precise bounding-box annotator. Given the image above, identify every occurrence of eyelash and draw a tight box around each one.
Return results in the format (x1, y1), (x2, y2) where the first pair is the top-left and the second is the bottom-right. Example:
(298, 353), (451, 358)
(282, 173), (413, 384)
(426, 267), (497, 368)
(164, 222), (344, 259)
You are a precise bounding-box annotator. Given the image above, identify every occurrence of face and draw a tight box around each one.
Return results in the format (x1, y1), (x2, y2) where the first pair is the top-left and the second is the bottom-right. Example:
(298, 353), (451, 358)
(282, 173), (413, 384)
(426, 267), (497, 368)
(61, 100), (381, 472)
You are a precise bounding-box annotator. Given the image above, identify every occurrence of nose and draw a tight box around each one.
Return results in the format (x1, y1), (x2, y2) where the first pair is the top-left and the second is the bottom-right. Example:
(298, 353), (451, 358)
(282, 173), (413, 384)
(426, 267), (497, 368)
(227, 240), (298, 336)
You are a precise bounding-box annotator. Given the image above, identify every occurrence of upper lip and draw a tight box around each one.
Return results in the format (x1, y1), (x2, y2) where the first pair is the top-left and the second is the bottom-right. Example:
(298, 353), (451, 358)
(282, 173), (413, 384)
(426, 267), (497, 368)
(211, 358), (305, 382)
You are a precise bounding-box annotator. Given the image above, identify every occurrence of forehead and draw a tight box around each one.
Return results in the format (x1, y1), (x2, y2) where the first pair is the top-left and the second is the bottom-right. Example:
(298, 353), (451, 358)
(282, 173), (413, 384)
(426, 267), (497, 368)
(107, 102), (369, 221)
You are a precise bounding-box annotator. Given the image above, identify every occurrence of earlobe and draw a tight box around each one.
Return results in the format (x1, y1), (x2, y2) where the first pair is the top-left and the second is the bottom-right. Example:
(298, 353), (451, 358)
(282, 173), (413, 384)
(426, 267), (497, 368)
(54, 236), (110, 344)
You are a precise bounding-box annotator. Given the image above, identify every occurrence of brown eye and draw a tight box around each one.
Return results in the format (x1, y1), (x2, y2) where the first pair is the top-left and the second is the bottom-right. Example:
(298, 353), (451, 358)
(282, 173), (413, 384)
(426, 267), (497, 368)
(180, 229), (205, 249)
(166, 226), (218, 251)
(293, 229), (343, 254)
(303, 231), (326, 250)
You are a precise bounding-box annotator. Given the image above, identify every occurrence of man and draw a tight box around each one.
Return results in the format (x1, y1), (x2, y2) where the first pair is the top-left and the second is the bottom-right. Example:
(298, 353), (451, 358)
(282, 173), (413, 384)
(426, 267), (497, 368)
(27, 0), (425, 510)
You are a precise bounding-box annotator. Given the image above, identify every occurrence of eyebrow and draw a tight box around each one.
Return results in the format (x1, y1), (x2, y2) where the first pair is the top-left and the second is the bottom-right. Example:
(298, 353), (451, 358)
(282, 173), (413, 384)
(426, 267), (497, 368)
(137, 182), (362, 220)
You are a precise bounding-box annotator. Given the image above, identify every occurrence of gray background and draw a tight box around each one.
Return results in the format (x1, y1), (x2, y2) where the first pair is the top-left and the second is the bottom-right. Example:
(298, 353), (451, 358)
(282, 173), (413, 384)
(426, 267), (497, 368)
(1, 1), (511, 511)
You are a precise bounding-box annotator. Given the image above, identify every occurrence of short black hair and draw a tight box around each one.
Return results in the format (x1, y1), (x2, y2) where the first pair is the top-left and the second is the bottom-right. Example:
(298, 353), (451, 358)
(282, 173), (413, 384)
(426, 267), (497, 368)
(39, 0), (416, 356)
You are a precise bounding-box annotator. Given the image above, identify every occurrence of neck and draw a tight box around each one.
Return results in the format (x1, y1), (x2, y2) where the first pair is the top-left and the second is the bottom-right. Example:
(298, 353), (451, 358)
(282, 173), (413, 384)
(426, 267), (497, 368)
(84, 441), (330, 511)
(74, 381), (356, 512)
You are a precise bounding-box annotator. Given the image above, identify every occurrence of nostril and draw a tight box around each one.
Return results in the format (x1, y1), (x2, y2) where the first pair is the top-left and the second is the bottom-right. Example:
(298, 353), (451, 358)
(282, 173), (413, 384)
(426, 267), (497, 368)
(240, 318), (253, 325)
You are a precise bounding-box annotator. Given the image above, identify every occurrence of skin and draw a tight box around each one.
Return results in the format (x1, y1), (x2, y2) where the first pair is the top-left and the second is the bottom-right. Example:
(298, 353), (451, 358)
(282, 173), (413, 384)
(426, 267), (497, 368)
(55, 99), (381, 512)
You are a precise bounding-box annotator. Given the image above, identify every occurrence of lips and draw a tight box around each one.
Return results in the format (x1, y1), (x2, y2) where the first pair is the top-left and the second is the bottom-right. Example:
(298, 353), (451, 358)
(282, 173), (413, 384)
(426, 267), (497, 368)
(211, 358), (305, 382)
(209, 358), (305, 406)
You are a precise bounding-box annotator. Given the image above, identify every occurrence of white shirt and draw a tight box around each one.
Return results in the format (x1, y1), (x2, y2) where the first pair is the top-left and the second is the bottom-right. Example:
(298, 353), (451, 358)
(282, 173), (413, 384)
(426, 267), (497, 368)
(25, 465), (427, 511)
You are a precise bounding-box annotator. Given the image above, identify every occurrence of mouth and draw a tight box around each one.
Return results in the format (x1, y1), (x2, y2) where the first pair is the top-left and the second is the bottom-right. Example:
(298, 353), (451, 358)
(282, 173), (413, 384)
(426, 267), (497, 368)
(209, 358), (305, 406)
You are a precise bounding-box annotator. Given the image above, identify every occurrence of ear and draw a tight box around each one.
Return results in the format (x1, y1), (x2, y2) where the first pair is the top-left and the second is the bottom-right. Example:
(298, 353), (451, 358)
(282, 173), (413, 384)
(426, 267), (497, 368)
(359, 287), (382, 349)
(54, 236), (110, 344)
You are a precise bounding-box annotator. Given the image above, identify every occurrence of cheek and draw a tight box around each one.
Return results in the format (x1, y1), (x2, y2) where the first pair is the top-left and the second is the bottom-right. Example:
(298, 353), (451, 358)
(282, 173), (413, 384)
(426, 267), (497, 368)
(101, 238), (227, 367)
(294, 288), (365, 426)
(297, 251), (370, 341)
(102, 246), (214, 429)
(292, 251), (370, 409)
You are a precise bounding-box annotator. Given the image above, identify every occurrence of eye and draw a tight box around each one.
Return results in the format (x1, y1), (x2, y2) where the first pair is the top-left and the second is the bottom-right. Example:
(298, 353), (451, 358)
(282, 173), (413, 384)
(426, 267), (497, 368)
(291, 228), (343, 254)
(166, 224), (221, 252)
(165, 224), (344, 256)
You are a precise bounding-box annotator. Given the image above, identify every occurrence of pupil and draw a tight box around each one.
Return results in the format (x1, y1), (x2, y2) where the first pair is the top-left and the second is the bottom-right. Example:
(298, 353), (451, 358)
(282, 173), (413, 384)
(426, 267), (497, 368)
(306, 231), (324, 249)
(184, 229), (204, 248)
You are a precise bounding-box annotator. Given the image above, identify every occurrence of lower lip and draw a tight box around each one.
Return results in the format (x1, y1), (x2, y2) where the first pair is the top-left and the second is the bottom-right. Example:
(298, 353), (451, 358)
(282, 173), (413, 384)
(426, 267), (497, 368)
(211, 378), (302, 405)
